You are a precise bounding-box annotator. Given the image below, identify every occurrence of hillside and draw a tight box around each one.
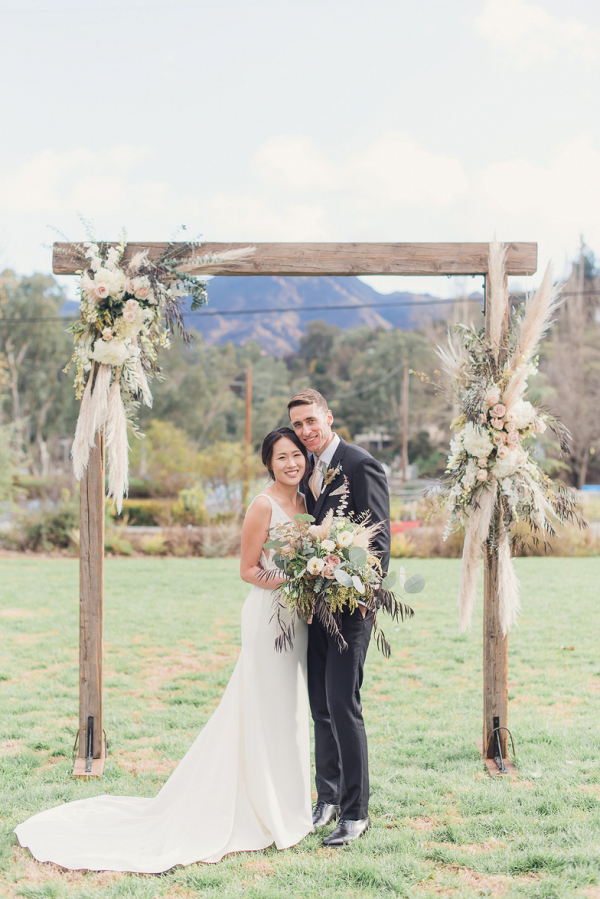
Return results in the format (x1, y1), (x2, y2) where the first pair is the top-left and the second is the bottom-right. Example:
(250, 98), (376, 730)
(62, 276), (481, 356)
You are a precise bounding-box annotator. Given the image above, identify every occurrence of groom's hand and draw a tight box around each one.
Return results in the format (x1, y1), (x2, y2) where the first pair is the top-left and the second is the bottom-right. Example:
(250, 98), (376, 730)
(358, 604), (366, 618)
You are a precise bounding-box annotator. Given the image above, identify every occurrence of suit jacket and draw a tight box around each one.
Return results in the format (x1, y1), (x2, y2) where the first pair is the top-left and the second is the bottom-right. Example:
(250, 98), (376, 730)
(302, 437), (391, 572)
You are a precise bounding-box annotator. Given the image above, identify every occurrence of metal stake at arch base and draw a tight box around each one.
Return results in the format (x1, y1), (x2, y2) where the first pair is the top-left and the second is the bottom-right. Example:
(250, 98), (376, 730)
(55, 240), (538, 777)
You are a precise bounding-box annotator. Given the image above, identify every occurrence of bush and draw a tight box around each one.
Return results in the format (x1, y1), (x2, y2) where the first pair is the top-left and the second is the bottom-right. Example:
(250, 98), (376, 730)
(139, 534), (168, 555)
(114, 498), (175, 526)
(19, 502), (79, 551)
(172, 485), (209, 526)
(104, 530), (134, 556)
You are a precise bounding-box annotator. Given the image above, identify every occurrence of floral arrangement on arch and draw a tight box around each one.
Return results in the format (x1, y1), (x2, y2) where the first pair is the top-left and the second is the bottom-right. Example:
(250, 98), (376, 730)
(426, 241), (584, 636)
(264, 498), (422, 658)
(64, 233), (254, 511)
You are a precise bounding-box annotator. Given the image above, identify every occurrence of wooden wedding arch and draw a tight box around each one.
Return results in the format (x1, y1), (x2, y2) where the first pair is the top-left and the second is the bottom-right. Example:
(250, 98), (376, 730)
(53, 240), (538, 777)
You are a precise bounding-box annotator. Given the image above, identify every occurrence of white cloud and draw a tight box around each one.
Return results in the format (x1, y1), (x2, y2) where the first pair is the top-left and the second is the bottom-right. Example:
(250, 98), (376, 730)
(206, 193), (333, 240)
(475, 0), (600, 65)
(253, 133), (468, 207)
(476, 133), (600, 247)
(0, 145), (154, 214)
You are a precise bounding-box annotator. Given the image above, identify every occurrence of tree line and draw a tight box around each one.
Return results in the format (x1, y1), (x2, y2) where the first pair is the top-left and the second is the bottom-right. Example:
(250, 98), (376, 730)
(1, 254), (599, 502)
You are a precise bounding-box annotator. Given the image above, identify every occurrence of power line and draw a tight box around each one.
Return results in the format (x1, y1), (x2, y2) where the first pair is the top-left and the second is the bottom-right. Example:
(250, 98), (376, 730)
(0, 297), (464, 325)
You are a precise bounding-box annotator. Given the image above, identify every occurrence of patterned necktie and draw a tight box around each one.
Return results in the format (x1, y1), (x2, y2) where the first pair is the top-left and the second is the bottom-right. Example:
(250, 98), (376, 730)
(308, 458), (323, 502)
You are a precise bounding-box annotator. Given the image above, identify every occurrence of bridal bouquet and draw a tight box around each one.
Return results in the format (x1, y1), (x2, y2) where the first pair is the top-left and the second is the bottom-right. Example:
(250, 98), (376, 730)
(263, 507), (423, 657)
(63, 231), (254, 511)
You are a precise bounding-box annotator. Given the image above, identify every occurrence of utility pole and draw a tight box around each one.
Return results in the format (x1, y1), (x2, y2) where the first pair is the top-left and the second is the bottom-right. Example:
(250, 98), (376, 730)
(400, 358), (409, 482)
(242, 364), (253, 510)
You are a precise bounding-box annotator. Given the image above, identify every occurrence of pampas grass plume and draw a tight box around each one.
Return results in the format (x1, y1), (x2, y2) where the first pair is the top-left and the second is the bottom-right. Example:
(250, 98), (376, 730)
(458, 484), (497, 633)
(498, 527), (521, 635)
(71, 363), (111, 481)
(105, 378), (129, 514)
(510, 262), (560, 370)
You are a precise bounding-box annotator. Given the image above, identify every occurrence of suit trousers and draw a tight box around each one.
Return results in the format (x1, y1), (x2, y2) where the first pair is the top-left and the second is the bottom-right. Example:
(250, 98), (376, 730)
(307, 607), (372, 820)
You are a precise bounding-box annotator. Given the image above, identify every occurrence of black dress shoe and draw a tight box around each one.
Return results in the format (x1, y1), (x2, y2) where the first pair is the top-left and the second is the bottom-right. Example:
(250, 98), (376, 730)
(322, 816), (370, 846)
(312, 801), (341, 828)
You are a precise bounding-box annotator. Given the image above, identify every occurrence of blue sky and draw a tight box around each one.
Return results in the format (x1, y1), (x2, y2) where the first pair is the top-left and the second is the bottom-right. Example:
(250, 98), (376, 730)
(1, 0), (599, 297)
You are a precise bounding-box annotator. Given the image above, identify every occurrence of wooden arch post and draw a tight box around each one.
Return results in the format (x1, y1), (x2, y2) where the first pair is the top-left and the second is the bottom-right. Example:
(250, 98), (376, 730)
(54, 241), (537, 777)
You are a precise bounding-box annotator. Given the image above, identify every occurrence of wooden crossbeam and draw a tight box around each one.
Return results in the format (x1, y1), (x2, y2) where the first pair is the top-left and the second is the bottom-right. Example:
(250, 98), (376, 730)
(53, 241), (538, 277)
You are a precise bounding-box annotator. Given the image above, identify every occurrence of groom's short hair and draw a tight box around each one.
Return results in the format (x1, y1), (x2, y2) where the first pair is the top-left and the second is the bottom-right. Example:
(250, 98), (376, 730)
(287, 389), (329, 415)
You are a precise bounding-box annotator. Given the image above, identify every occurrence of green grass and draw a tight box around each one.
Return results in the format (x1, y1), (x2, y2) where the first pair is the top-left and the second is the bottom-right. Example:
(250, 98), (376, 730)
(1, 557), (599, 899)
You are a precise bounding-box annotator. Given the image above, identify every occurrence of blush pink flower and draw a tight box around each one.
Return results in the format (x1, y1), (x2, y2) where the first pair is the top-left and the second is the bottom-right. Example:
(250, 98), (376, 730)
(497, 446), (509, 458)
(493, 432), (507, 446)
(135, 284), (150, 300)
(477, 469), (488, 481)
(322, 554), (341, 578)
(505, 421), (518, 433)
(492, 403), (506, 417)
(507, 431), (519, 446)
(95, 283), (109, 299)
(491, 417), (505, 429)
(485, 392), (500, 406)
(102, 328), (113, 341)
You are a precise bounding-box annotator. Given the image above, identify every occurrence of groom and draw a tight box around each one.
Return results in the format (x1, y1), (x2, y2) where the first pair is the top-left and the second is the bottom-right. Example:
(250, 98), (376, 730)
(288, 388), (390, 847)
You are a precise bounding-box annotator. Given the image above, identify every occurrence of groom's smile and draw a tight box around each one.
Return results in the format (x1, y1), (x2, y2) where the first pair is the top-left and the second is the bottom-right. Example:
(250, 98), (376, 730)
(289, 402), (334, 457)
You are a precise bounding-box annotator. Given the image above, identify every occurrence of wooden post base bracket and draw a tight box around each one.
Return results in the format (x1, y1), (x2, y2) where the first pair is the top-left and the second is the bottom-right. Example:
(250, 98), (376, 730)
(73, 750), (106, 780)
(475, 740), (518, 780)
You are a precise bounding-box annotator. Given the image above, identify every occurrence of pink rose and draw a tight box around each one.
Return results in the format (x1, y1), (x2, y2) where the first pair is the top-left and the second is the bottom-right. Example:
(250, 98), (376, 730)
(491, 417), (504, 429)
(497, 446), (509, 458)
(505, 421), (518, 433)
(478, 457), (488, 467)
(102, 328), (113, 341)
(95, 283), (109, 299)
(507, 431), (519, 446)
(322, 554), (341, 579)
(125, 278), (136, 294)
(135, 284), (150, 300)
(123, 308), (136, 322)
(492, 404), (506, 417)
(477, 469), (488, 481)
(485, 392), (500, 406)
(493, 432), (506, 446)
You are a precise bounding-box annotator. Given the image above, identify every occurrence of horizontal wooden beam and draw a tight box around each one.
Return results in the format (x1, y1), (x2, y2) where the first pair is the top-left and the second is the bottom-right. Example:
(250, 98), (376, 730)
(52, 241), (538, 277)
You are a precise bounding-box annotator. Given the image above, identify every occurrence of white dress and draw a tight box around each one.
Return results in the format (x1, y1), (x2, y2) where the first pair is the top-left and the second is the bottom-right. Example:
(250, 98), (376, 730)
(14, 495), (312, 872)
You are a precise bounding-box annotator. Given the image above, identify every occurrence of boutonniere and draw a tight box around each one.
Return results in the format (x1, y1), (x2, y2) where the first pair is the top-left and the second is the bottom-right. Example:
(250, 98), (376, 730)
(322, 462), (343, 488)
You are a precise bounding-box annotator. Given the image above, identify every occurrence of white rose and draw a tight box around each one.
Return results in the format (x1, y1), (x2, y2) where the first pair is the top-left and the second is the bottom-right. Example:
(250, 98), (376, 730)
(306, 556), (325, 575)
(337, 531), (354, 548)
(90, 338), (130, 367)
(477, 469), (488, 481)
(321, 539), (336, 553)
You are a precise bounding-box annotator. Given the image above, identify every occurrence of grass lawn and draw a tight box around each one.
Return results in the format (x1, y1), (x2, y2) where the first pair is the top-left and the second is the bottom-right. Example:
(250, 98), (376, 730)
(0, 556), (599, 899)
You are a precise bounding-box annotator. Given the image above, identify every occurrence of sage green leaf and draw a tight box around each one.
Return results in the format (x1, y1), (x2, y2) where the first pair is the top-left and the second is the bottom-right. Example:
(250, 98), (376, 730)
(404, 573), (425, 594)
(348, 546), (367, 566)
(273, 553), (286, 569)
(263, 539), (283, 550)
(294, 513), (315, 523)
(382, 571), (398, 590)
(334, 568), (353, 588)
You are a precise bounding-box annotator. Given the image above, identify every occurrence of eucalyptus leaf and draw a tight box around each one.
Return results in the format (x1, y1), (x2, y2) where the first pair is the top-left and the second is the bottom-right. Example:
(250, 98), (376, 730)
(404, 573), (425, 594)
(382, 571), (398, 590)
(348, 546), (368, 566)
(263, 539), (283, 551)
(294, 513), (315, 523)
(273, 554), (286, 570)
(334, 568), (353, 588)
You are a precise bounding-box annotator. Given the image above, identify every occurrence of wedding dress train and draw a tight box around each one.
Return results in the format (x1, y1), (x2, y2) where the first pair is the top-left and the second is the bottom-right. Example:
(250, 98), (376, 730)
(15, 495), (312, 872)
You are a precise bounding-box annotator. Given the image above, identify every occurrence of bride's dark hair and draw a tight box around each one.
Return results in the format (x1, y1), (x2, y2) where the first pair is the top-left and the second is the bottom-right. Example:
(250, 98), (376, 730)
(261, 428), (308, 481)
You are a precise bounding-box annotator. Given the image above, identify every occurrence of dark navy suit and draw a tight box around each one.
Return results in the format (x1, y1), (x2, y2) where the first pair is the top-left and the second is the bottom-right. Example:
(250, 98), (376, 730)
(302, 438), (390, 819)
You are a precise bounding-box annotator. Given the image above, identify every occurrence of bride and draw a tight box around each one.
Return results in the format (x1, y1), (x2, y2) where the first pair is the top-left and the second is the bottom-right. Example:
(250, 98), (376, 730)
(15, 427), (313, 872)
